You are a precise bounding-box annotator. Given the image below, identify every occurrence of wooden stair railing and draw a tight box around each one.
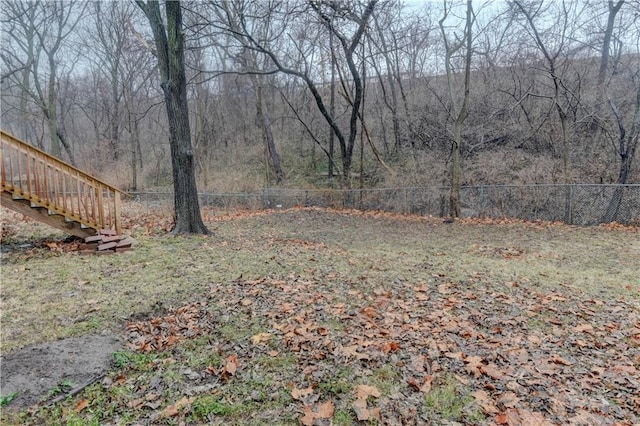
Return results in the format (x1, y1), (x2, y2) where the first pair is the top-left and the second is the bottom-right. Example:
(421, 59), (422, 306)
(1, 130), (122, 238)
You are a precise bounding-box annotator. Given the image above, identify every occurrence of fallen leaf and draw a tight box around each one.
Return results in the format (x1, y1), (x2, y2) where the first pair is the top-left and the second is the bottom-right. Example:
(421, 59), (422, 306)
(316, 400), (334, 418)
(220, 354), (240, 379)
(473, 389), (499, 414)
(573, 323), (594, 333)
(300, 406), (315, 426)
(353, 398), (371, 421)
(291, 386), (314, 401)
(75, 399), (88, 412)
(517, 408), (555, 425)
(361, 306), (377, 318)
(481, 363), (507, 380)
(527, 334), (542, 345)
(251, 332), (272, 345)
(128, 398), (144, 409)
(355, 384), (381, 400)
(160, 396), (193, 418)
(421, 375), (434, 393)
(548, 355), (573, 366)
(612, 364), (637, 374)
(407, 377), (421, 392)
(300, 400), (335, 425)
(495, 412), (509, 425)
(465, 355), (483, 378)
(573, 339), (589, 347)
(444, 351), (464, 360)
(498, 391), (520, 408)
(411, 354), (427, 372)
(382, 341), (400, 354)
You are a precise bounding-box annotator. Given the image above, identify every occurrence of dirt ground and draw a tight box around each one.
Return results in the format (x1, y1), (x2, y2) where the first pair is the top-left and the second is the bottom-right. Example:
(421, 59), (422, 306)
(1, 333), (121, 410)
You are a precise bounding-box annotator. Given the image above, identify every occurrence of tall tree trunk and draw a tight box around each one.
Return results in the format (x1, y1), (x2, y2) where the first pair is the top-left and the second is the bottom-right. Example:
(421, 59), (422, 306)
(441, 0), (473, 218)
(47, 55), (62, 159)
(136, 0), (209, 235)
(328, 30), (336, 187)
(129, 107), (140, 191)
(598, 1), (636, 223)
(601, 86), (640, 222)
(111, 70), (120, 160)
(373, 13), (401, 154)
(256, 84), (283, 184)
(598, 1), (624, 85)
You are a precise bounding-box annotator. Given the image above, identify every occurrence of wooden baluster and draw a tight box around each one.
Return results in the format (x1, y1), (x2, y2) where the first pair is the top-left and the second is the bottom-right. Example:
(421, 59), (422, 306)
(33, 154), (40, 200)
(75, 171), (81, 219)
(1, 143), (6, 189)
(60, 166), (65, 211)
(88, 180), (94, 225)
(1, 140), (6, 188)
(114, 191), (122, 234)
(48, 166), (58, 206)
(26, 153), (33, 197)
(51, 167), (56, 209)
(96, 184), (103, 229)
(16, 149), (23, 195)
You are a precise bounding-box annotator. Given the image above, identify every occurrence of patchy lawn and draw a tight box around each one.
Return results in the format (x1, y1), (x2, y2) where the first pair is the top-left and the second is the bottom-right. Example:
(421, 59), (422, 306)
(1, 205), (639, 425)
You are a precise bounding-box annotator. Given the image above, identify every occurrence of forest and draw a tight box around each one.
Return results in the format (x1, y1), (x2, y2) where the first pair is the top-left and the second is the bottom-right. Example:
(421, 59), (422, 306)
(1, 1), (639, 216)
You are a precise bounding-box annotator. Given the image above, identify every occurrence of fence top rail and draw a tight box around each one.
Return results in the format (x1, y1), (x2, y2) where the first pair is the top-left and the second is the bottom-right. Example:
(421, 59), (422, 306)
(458, 183), (640, 189)
(128, 183), (640, 198)
(1, 130), (123, 196)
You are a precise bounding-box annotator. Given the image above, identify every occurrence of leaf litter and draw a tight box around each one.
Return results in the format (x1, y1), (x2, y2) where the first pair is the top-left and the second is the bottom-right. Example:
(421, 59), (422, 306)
(117, 268), (639, 424)
(2, 206), (639, 424)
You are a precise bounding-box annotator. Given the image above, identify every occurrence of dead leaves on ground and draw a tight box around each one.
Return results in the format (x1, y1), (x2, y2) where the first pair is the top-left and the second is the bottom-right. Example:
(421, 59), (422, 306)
(300, 400), (335, 425)
(352, 385), (381, 421)
(125, 302), (213, 353)
(120, 270), (640, 425)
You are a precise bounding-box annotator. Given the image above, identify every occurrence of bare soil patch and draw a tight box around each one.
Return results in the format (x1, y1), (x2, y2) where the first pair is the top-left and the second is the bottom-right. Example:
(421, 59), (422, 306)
(1, 334), (121, 409)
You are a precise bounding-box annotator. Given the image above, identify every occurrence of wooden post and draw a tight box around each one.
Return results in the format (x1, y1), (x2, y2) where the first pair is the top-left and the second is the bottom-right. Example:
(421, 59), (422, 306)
(114, 191), (122, 234)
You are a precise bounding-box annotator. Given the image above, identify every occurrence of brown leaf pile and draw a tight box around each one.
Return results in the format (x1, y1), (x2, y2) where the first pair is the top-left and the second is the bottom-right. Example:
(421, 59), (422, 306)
(123, 271), (640, 424)
(126, 302), (213, 353)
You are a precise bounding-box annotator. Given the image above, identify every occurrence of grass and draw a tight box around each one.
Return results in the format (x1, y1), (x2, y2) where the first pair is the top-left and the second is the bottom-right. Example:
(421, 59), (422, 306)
(2, 208), (637, 352)
(1, 206), (639, 424)
(424, 374), (484, 423)
(0, 392), (18, 407)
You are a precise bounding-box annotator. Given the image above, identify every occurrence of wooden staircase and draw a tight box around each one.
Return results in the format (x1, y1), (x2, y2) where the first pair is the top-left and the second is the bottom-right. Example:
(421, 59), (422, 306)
(1, 130), (122, 238)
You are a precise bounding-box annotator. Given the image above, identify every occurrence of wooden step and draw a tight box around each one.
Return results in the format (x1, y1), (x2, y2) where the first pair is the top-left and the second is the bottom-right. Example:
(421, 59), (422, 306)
(79, 232), (135, 255)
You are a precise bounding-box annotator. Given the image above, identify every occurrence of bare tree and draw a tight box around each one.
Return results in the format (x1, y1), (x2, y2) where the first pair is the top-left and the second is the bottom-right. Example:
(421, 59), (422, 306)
(598, 1), (640, 221)
(208, 3), (284, 184)
(136, 0), (209, 235)
(512, 0), (586, 222)
(1, 0), (86, 163)
(206, 0), (377, 186)
(88, 1), (131, 160)
(439, 0), (474, 218)
(598, 1), (625, 85)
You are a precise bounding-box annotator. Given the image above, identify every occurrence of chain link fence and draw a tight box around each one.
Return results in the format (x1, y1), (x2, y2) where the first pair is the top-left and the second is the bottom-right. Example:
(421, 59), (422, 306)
(131, 184), (640, 226)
